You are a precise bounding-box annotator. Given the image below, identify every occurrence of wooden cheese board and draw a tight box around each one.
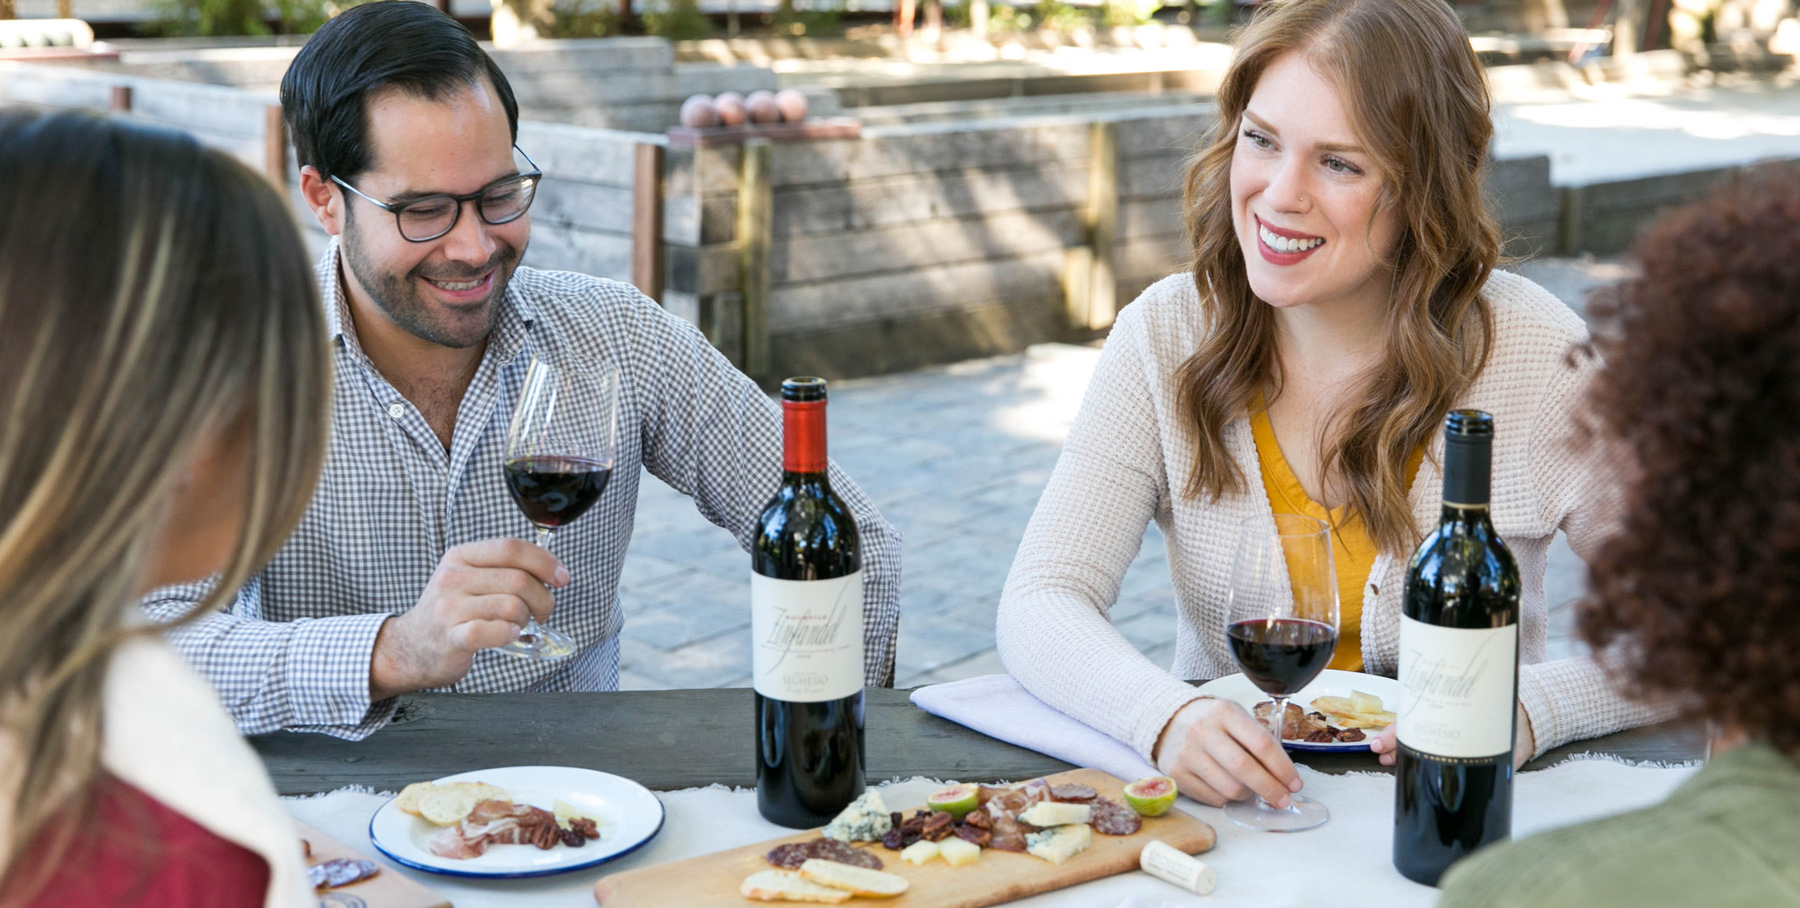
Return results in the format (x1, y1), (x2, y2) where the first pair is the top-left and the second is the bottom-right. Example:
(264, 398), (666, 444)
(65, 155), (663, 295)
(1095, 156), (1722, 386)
(592, 769), (1214, 908)
(297, 819), (452, 908)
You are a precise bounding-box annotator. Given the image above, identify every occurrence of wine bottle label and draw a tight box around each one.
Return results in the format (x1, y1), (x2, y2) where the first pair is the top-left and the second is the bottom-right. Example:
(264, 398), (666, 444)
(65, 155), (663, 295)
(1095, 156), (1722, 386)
(1396, 616), (1518, 759)
(752, 571), (864, 702)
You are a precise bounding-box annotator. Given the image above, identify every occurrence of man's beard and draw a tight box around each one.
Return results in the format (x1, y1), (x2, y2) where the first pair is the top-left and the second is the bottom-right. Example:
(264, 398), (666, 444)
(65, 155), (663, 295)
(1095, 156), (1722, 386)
(340, 211), (523, 350)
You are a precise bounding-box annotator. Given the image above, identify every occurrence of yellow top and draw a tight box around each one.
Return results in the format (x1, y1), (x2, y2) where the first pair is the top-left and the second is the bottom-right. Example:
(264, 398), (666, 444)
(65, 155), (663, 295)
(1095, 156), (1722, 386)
(1248, 401), (1424, 673)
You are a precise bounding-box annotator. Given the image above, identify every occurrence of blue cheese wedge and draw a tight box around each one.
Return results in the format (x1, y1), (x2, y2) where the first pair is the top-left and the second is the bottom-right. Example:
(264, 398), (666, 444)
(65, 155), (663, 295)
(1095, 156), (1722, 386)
(1017, 801), (1092, 828)
(1024, 824), (1093, 864)
(821, 790), (892, 843)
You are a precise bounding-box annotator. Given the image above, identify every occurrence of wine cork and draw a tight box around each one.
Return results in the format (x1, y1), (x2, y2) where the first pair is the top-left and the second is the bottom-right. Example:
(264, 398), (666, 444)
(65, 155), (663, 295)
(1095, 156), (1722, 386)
(1139, 839), (1216, 895)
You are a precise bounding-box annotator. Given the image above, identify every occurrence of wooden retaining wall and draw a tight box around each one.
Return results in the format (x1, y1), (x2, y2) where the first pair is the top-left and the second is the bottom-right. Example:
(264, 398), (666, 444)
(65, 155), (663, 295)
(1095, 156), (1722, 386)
(666, 109), (1562, 381)
(664, 106), (1215, 379)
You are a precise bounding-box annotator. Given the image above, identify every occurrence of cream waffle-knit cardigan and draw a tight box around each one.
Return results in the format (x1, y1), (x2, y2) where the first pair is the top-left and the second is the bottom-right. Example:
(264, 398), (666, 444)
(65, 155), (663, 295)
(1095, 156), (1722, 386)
(996, 269), (1665, 762)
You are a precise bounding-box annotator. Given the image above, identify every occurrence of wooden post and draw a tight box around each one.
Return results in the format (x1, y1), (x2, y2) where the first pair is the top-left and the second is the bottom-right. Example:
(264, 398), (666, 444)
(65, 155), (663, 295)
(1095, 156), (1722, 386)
(737, 139), (773, 382)
(434, 0), (449, 10)
(56, 0), (71, 18)
(0, 0), (14, 20)
(109, 85), (132, 113)
(632, 141), (666, 304)
(263, 105), (289, 191)
(1068, 121), (1120, 332)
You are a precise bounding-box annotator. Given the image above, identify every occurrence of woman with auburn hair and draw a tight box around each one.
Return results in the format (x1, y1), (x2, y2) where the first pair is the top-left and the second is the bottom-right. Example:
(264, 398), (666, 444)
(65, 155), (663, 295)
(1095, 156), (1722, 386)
(0, 111), (330, 907)
(997, 0), (1660, 810)
(1439, 176), (1800, 906)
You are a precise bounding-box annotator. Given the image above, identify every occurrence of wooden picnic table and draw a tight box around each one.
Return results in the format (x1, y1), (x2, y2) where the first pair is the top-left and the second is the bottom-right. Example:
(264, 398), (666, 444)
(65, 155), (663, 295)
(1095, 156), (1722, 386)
(250, 686), (1706, 796)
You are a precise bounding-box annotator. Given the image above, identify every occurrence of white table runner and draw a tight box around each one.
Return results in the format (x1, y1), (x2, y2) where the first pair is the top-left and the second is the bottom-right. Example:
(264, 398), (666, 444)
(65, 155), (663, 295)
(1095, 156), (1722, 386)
(287, 758), (1693, 908)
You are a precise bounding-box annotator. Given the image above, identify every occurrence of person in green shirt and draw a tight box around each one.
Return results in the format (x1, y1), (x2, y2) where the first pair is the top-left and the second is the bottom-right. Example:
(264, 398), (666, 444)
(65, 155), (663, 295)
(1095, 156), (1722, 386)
(1437, 176), (1800, 906)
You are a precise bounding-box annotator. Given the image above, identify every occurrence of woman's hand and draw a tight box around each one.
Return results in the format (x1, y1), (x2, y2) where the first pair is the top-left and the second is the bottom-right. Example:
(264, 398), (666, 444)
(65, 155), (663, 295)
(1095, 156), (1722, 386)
(1153, 698), (1305, 808)
(1368, 702), (1538, 769)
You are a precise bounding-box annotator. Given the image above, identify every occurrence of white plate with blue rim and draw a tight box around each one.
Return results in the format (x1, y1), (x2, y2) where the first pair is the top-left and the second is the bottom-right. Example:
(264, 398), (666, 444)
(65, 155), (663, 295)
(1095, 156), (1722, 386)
(1195, 669), (1401, 752)
(368, 765), (665, 879)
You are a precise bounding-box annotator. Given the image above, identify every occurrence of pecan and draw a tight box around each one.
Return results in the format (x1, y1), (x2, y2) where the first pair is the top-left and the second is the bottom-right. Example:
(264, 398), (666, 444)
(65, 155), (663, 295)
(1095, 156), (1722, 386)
(560, 827), (586, 847)
(570, 818), (600, 840)
(1337, 727), (1366, 743)
(531, 823), (560, 850)
(922, 812), (954, 842)
(1304, 729), (1335, 743)
(899, 814), (927, 834)
(963, 810), (991, 830)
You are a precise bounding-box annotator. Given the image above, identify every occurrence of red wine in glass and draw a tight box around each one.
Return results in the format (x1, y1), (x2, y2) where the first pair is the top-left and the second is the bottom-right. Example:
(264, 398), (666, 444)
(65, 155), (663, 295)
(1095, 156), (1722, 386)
(1222, 512), (1340, 832)
(1227, 618), (1338, 697)
(504, 456), (612, 529)
(495, 356), (620, 662)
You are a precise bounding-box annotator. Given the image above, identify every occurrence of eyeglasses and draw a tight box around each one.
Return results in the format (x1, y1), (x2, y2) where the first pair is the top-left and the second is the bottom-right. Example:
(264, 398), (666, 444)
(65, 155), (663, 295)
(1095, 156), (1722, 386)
(331, 146), (542, 243)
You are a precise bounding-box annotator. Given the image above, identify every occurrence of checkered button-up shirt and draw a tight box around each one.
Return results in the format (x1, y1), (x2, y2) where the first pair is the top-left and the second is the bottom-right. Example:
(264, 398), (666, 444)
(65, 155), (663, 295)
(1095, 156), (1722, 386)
(145, 243), (902, 740)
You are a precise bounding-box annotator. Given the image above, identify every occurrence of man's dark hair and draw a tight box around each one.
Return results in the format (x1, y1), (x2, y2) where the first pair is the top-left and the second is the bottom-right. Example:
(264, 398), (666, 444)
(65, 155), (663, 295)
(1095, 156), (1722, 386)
(280, 1), (519, 181)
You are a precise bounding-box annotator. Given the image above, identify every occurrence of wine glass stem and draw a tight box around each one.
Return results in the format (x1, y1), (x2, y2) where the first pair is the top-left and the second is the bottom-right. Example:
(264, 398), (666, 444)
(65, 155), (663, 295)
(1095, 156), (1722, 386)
(1262, 695), (1289, 809)
(525, 526), (554, 637)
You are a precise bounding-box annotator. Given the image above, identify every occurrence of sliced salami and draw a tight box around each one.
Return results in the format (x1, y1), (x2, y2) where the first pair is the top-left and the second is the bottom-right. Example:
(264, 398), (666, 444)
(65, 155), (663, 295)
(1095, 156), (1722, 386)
(1088, 797), (1143, 836)
(1049, 783), (1098, 803)
(808, 838), (885, 870)
(765, 843), (811, 869)
(766, 838), (886, 870)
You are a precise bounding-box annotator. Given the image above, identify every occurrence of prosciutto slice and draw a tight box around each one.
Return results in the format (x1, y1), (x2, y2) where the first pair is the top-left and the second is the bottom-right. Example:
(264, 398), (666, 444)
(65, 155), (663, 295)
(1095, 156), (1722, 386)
(427, 800), (561, 859)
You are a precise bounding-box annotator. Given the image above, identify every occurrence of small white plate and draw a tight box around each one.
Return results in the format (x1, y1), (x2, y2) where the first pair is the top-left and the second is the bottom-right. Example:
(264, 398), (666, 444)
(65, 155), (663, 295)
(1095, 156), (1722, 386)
(369, 766), (665, 879)
(1195, 670), (1400, 752)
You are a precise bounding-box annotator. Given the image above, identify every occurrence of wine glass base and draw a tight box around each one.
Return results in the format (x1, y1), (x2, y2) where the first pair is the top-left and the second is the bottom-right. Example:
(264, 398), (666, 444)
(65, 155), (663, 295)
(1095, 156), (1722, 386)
(1224, 793), (1329, 832)
(490, 627), (579, 661)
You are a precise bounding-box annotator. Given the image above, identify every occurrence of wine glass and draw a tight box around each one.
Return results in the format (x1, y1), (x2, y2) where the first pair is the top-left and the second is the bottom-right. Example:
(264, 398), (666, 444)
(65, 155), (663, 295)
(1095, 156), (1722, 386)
(1223, 512), (1340, 832)
(494, 356), (620, 661)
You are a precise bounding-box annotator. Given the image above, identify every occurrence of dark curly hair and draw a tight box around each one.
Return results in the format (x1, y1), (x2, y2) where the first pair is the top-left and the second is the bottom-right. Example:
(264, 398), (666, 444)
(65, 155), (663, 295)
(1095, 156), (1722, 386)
(1579, 172), (1800, 758)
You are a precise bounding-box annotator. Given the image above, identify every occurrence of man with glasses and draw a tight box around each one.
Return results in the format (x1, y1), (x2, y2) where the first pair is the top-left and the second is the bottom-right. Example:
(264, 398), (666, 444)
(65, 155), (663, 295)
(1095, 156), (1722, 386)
(144, 0), (902, 738)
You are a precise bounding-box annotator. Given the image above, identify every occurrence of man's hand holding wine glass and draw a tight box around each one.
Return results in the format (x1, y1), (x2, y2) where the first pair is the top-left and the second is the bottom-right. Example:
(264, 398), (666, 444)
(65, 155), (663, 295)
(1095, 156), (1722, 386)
(369, 538), (570, 701)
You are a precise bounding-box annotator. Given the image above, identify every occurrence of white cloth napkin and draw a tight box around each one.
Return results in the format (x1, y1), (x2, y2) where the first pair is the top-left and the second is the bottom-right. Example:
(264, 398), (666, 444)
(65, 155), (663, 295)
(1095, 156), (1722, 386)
(286, 761), (1695, 908)
(909, 673), (1161, 782)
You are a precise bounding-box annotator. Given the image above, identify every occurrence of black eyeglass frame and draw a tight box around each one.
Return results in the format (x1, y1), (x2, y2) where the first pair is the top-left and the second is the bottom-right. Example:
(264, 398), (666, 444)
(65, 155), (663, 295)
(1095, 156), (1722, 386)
(330, 146), (542, 243)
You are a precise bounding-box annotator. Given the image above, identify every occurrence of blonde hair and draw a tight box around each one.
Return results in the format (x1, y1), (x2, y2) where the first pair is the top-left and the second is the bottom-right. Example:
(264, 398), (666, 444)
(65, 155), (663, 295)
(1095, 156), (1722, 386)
(1176, 0), (1500, 554)
(0, 111), (331, 899)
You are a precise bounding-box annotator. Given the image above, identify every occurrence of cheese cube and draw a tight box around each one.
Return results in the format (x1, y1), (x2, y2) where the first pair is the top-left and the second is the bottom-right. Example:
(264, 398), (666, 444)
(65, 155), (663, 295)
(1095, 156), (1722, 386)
(1025, 824), (1093, 865)
(900, 840), (940, 866)
(938, 836), (981, 867)
(1017, 801), (1092, 828)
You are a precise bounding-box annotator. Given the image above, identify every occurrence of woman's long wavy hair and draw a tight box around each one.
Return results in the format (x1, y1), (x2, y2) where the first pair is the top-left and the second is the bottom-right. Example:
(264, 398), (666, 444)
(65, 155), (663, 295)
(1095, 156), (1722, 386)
(0, 111), (331, 899)
(1176, 0), (1501, 554)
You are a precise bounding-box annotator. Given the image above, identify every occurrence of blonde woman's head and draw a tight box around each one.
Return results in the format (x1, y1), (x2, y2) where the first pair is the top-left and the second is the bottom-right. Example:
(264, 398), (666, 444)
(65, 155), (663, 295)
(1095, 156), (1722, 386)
(0, 110), (331, 897)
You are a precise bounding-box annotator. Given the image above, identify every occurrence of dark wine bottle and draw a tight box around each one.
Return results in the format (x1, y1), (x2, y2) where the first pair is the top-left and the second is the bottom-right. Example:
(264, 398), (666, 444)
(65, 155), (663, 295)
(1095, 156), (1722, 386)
(1393, 410), (1521, 886)
(753, 377), (866, 828)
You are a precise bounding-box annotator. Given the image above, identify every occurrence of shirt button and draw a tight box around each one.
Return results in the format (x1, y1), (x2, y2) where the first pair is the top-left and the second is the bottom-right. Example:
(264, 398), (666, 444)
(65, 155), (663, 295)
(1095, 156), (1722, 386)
(387, 403), (405, 419)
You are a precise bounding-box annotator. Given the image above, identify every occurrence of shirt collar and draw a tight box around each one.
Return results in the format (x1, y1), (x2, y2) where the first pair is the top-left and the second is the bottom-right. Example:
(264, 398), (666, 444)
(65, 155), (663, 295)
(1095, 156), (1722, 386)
(315, 238), (540, 363)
